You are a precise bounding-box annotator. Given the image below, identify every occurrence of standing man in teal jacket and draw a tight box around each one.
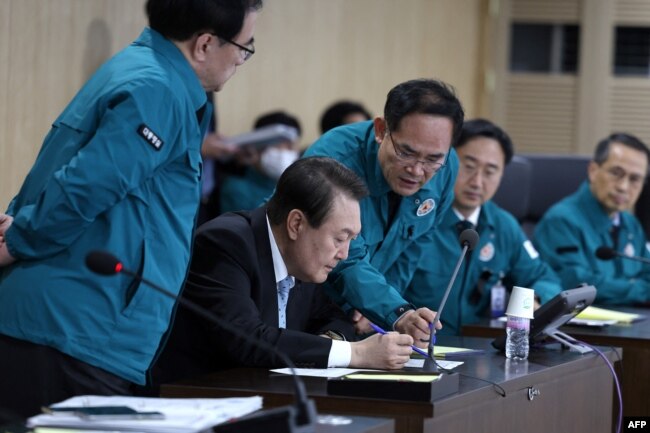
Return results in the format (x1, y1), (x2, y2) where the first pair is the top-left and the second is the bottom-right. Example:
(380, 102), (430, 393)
(303, 79), (464, 345)
(0, 0), (262, 421)
(407, 119), (562, 335)
(534, 133), (650, 305)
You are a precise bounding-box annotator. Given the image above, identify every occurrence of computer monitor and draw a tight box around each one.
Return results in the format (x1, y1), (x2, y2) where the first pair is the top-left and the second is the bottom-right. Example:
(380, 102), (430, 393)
(492, 284), (597, 352)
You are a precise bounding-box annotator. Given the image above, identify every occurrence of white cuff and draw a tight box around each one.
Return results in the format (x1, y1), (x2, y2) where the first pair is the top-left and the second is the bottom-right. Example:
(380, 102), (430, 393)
(327, 340), (352, 367)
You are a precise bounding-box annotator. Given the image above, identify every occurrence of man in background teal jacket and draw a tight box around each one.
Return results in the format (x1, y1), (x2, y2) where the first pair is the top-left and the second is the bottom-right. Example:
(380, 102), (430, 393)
(534, 133), (650, 305)
(407, 119), (562, 335)
(303, 79), (463, 345)
(0, 0), (262, 421)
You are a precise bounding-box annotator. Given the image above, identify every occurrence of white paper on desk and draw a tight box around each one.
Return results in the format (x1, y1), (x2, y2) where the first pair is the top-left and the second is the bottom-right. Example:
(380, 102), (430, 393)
(398, 358), (463, 369)
(224, 124), (299, 148)
(271, 367), (364, 378)
(436, 360), (463, 369)
(27, 395), (263, 433)
(271, 358), (462, 378)
(405, 358), (424, 368)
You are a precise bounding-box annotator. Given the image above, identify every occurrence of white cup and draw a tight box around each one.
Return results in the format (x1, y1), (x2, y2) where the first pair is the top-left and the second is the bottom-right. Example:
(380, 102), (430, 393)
(505, 286), (535, 319)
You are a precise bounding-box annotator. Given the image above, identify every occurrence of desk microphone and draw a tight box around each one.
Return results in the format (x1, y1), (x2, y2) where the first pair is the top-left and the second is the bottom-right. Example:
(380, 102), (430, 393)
(85, 250), (317, 433)
(427, 228), (480, 360)
(595, 246), (650, 265)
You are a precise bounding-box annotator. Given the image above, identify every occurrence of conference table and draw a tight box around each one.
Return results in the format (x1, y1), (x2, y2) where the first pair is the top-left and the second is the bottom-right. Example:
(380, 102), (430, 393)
(0, 415), (394, 433)
(462, 307), (649, 417)
(161, 336), (617, 433)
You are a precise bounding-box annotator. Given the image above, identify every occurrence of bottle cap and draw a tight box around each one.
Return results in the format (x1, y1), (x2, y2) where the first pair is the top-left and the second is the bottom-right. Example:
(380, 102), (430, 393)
(505, 286), (535, 319)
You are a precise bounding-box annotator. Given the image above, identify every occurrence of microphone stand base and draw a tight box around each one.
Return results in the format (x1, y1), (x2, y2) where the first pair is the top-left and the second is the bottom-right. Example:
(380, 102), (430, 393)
(422, 357), (440, 373)
(208, 400), (317, 433)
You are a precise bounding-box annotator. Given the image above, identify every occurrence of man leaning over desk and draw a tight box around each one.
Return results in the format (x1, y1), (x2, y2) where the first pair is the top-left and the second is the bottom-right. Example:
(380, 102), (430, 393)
(303, 78), (464, 346)
(155, 157), (414, 384)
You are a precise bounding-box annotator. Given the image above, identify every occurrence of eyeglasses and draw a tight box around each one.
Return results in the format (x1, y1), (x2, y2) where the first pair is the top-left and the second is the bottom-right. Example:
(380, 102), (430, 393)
(603, 165), (646, 188)
(460, 162), (501, 183)
(388, 130), (446, 173)
(211, 33), (255, 61)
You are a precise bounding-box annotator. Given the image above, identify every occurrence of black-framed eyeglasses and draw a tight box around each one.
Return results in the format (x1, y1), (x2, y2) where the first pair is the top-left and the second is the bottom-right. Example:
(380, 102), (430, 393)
(388, 130), (446, 173)
(601, 165), (646, 188)
(211, 33), (255, 61)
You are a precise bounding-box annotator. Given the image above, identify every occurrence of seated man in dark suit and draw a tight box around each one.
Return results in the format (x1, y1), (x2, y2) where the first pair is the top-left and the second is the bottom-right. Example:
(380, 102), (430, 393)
(156, 157), (414, 383)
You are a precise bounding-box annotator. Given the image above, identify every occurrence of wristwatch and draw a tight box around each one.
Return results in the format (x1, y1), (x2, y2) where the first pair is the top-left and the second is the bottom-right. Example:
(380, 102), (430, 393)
(323, 330), (346, 341)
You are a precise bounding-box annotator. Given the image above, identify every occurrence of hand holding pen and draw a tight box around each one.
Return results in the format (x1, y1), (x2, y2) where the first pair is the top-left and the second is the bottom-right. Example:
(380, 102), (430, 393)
(393, 308), (442, 348)
(369, 322), (432, 359)
(350, 327), (416, 369)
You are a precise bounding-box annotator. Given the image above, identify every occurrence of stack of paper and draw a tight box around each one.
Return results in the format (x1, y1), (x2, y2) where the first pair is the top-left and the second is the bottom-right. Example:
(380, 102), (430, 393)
(573, 306), (643, 325)
(27, 395), (263, 433)
(433, 345), (485, 359)
(225, 124), (299, 149)
(270, 356), (464, 378)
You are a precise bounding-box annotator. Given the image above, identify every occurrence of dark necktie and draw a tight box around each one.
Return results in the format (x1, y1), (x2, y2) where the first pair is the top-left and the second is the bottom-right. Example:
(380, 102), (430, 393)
(386, 191), (401, 233)
(456, 219), (475, 237)
(196, 103), (207, 124)
(610, 223), (620, 248)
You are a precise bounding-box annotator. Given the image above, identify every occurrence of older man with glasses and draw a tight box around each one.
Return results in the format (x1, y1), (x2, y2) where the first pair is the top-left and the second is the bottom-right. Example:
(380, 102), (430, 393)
(0, 0), (262, 421)
(303, 78), (464, 346)
(534, 133), (650, 305)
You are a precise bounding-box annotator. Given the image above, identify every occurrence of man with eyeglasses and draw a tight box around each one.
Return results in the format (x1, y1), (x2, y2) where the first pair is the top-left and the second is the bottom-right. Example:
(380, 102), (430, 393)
(303, 79), (463, 346)
(0, 0), (262, 421)
(534, 133), (650, 305)
(406, 119), (562, 335)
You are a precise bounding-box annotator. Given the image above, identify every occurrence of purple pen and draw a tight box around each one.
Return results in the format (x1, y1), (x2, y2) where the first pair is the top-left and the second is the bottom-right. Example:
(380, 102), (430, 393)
(369, 322), (431, 359)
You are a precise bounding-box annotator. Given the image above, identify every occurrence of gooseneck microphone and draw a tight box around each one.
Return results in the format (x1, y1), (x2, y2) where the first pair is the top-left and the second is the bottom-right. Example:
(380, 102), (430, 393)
(427, 228), (480, 359)
(595, 246), (650, 265)
(85, 251), (317, 433)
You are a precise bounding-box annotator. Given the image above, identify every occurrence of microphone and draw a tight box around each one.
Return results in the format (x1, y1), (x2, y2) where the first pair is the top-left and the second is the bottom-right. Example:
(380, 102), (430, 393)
(427, 228), (480, 360)
(595, 246), (650, 265)
(459, 228), (480, 250)
(85, 251), (317, 433)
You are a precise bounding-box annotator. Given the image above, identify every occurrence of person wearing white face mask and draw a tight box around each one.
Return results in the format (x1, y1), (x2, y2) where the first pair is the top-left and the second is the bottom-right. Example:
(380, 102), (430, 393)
(219, 111), (301, 214)
(260, 146), (300, 180)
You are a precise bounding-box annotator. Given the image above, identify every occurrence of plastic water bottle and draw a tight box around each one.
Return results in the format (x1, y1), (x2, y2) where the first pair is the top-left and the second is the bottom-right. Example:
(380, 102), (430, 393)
(490, 278), (506, 318)
(505, 315), (530, 360)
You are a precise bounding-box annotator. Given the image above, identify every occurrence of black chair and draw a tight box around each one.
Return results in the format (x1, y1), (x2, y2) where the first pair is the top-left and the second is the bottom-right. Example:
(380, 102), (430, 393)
(522, 154), (590, 237)
(635, 182), (650, 239)
(492, 155), (532, 222)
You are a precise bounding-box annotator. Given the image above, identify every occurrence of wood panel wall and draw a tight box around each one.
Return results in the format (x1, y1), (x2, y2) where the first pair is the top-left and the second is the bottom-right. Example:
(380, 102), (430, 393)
(0, 0), (485, 209)
(217, 0), (484, 144)
(0, 0), (147, 209)
(492, 0), (650, 155)
(505, 75), (578, 153)
(609, 1), (650, 144)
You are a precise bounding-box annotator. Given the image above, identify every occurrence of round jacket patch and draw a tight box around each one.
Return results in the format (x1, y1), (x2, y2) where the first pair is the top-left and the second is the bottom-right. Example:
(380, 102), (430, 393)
(416, 198), (435, 216)
(479, 242), (495, 262)
(624, 243), (636, 257)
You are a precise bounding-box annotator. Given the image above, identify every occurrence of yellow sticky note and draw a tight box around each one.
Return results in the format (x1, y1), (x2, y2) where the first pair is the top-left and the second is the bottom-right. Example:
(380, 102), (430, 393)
(35, 426), (130, 433)
(434, 345), (474, 355)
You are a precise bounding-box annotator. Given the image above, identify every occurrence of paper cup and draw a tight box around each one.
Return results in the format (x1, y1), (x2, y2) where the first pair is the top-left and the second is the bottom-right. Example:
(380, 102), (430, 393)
(505, 286), (535, 319)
